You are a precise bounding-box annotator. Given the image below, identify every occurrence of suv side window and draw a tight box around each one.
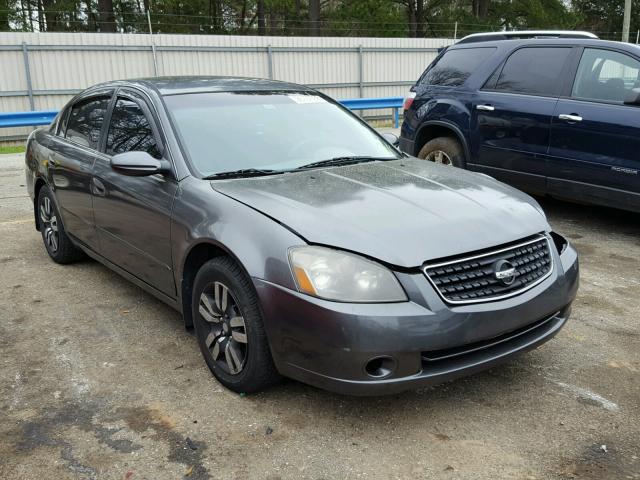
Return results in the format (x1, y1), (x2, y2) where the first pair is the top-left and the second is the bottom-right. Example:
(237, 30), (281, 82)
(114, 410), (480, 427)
(420, 47), (496, 87)
(65, 96), (110, 149)
(493, 47), (571, 96)
(106, 96), (162, 159)
(572, 48), (640, 103)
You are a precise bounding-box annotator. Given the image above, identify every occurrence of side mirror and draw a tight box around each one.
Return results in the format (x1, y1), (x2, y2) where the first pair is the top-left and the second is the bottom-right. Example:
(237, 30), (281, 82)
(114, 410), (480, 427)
(110, 151), (166, 177)
(382, 132), (400, 147)
(623, 88), (640, 106)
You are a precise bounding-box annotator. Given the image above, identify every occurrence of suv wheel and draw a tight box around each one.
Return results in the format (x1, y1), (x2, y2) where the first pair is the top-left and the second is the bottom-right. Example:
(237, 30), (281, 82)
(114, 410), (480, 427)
(417, 137), (465, 168)
(37, 186), (85, 264)
(192, 257), (281, 393)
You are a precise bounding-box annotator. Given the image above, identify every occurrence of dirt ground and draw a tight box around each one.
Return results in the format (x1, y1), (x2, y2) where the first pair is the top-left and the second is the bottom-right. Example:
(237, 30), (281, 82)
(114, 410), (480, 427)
(1, 152), (638, 480)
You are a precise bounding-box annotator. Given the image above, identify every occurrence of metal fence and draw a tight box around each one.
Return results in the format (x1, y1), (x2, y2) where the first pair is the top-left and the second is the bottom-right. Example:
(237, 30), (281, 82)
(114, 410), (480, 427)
(0, 32), (453, 141)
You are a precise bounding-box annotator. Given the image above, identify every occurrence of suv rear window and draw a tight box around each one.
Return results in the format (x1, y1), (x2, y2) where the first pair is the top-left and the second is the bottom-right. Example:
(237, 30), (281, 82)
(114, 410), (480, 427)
(492, 47), (571, 96)
(420, 47), (495, 87)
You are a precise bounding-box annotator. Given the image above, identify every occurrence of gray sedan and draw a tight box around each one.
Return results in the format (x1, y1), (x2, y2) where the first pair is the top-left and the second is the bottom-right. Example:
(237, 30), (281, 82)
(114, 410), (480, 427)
(25, 76), (579, 395)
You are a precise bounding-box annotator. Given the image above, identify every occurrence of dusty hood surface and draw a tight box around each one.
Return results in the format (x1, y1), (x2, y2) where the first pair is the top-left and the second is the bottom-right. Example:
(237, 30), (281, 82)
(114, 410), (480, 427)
(211, 158), (550, 268)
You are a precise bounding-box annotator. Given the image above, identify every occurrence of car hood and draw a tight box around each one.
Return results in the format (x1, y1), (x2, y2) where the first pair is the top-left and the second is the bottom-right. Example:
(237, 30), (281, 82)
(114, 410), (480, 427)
(211, 158), (550, 268)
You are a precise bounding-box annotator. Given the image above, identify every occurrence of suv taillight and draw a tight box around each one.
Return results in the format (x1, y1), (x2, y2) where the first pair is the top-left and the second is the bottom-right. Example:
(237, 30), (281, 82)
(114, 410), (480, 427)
(403, 92), (416, 111)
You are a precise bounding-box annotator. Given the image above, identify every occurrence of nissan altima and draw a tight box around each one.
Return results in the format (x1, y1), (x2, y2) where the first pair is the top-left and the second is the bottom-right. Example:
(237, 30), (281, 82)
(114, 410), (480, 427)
(25, 77), (579, 395)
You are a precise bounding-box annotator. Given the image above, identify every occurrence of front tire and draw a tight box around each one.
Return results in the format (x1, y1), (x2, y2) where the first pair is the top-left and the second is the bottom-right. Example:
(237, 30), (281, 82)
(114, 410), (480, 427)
(37, 186), (84, 264)
(192, 257), (281, 393)
(417, 136), (465, 168)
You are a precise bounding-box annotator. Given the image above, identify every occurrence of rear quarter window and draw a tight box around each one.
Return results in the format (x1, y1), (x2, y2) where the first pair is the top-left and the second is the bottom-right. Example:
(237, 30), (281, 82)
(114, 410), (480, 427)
(419, 47), (496, 87)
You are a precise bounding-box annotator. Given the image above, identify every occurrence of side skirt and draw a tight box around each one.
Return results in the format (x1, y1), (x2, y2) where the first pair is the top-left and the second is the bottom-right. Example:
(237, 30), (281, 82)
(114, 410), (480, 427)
(72, 236), (182, 314)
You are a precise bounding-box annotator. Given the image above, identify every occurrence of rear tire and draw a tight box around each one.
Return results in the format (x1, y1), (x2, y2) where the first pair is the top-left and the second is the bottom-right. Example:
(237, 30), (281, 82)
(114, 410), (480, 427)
(37, 186), (85, 264)
(192, 257), (281, 393)
(417, 136), (465, 168)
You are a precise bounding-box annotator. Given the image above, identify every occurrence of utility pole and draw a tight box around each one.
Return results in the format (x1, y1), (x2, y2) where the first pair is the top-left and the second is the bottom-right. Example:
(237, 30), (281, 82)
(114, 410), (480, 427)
(622, 0), (631, 42)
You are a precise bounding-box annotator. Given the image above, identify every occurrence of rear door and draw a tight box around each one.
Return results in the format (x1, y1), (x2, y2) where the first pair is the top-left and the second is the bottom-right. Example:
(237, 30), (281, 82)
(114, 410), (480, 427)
(92, 89), (178, 296)
(48, 92), (112, 249)
(469, 46), (574, 194)
(548, 47), (640, 211)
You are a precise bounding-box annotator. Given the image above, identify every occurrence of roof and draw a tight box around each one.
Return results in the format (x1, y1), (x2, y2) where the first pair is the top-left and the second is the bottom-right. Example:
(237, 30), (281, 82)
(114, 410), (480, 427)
(448, 37), (640, 56)
(133, 76), (311, 96)
(457, 30), (598, 44)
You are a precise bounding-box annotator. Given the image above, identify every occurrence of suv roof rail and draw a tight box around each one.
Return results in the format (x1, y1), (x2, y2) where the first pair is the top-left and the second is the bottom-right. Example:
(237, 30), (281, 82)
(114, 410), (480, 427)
(457, 30), (598, 44)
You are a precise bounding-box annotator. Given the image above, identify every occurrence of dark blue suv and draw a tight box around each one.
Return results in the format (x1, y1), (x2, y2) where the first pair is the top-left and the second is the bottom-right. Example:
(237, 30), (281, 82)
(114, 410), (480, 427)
(400, 34), (640, 213)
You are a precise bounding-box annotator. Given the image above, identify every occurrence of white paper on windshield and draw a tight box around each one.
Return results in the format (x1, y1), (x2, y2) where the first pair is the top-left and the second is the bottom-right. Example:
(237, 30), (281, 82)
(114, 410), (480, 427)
(287, 94), (326, 104)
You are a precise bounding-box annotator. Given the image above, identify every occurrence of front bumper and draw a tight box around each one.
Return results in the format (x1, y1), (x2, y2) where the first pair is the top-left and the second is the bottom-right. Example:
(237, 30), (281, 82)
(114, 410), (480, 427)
(254, 242), (579, 396)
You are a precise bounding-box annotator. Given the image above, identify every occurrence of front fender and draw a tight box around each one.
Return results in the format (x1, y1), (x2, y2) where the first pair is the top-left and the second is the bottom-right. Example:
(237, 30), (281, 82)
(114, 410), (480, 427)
(171, 176), (304, 294)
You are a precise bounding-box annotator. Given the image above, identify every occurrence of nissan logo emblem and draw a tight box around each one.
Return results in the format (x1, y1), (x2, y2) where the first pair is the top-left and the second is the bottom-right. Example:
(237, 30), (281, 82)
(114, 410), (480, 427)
(493, 259), (517, 286)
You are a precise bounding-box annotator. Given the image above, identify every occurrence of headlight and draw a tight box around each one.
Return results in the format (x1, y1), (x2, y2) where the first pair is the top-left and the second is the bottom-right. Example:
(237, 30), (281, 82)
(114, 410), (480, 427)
(288, 246), (407, 303)
(550, 231), (568, 255)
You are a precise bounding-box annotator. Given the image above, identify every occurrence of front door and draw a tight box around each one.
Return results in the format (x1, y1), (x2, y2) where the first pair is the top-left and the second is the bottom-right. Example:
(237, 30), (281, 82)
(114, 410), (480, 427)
(548, 47), (640, 211)
(92, 90), (178, 296)
(469, 46), (573, 194)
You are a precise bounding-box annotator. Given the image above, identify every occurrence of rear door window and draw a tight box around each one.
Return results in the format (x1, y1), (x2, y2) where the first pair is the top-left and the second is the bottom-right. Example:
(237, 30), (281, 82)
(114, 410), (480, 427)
(420, 47), (496, 87)
(493, 47), (571, 96)
(65, 96), (110, 149)
(572, 48), (640, 103)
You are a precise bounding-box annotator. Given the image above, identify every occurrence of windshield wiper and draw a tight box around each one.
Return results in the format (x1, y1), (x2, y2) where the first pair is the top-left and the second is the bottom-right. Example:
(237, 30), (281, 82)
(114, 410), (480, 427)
(294, 156), (395, 171)
(203, 168), (282, 180)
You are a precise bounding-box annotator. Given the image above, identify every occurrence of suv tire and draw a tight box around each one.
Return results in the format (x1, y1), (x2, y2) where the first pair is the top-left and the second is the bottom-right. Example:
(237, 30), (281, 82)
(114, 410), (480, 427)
(192, 257), (281, 393)
(417, 137), (465, 168)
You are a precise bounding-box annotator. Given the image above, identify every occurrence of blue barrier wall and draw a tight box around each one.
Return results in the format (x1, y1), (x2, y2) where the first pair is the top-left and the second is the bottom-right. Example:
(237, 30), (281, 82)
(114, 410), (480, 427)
(0, 97), (404, 130)
(0, 110), (59, 128)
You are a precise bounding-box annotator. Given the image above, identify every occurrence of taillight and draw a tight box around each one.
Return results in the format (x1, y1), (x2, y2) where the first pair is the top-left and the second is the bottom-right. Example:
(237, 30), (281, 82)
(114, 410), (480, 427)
(403, 92), (416, 111)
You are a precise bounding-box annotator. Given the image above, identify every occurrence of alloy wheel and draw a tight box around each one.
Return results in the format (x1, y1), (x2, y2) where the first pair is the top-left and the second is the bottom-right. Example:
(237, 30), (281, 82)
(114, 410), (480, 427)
(425, 150), (453, 165)
(198, 282), (248, 375)
(40, 196), (59, 253)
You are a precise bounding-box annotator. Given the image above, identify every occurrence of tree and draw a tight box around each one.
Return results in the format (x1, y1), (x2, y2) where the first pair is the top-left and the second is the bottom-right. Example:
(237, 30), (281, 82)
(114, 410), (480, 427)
(309, 0), (320, 35)
(97, 0), (116, 32)
(325, 0), (405, 37)
(572, 0), (629, 40)
(257, 0), (265, 34)
(0, 0), (627, 38)
(472, 0), (490, 19)
(0, 0), (11, 30)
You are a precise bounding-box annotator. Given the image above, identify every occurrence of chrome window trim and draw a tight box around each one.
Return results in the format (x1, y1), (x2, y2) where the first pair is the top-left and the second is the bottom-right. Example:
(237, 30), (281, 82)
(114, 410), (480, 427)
(422, 234), (554, 305)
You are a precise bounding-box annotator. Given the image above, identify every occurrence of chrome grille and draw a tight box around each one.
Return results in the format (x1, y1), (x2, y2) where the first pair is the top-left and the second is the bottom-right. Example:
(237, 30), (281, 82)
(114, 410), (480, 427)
(423, 235), (553, 304)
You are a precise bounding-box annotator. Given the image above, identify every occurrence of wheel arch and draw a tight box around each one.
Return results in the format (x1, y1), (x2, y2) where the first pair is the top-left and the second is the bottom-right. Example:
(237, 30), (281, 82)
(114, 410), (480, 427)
(414, 120), (470, 162)
(179, 240), (254, 329)
(33, 177), (49, 231)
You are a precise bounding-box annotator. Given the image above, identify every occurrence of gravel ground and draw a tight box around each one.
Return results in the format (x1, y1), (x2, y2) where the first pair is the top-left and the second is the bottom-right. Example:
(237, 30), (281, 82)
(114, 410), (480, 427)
(0, 151), (638, 480)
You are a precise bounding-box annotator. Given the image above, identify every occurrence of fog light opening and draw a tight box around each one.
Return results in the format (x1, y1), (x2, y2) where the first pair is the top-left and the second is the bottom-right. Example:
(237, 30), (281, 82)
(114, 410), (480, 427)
(364, 356), (395, 378)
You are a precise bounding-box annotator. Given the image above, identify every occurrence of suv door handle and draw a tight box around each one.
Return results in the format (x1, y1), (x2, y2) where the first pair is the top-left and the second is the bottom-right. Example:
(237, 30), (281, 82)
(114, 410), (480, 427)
(558, 113), (582, 122)
(476, 104), (495, 111)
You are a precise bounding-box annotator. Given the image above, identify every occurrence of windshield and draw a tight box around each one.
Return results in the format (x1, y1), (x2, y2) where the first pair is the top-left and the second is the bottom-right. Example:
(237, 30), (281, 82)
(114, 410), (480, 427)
(164, 91), (400, 177)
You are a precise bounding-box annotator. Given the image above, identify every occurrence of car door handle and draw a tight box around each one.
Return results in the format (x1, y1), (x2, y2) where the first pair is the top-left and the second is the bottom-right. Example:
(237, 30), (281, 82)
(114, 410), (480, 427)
(476, 104), (495, 111)
(558, 113), (582, 122)
(92, 178), (106, 197)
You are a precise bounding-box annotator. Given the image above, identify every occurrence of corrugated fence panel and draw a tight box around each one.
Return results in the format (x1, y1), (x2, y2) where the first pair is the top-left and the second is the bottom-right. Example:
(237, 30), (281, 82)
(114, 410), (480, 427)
(1, 51), (26, 92)
(274, 51), (358, 85)
(0, 32), (454, 140)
